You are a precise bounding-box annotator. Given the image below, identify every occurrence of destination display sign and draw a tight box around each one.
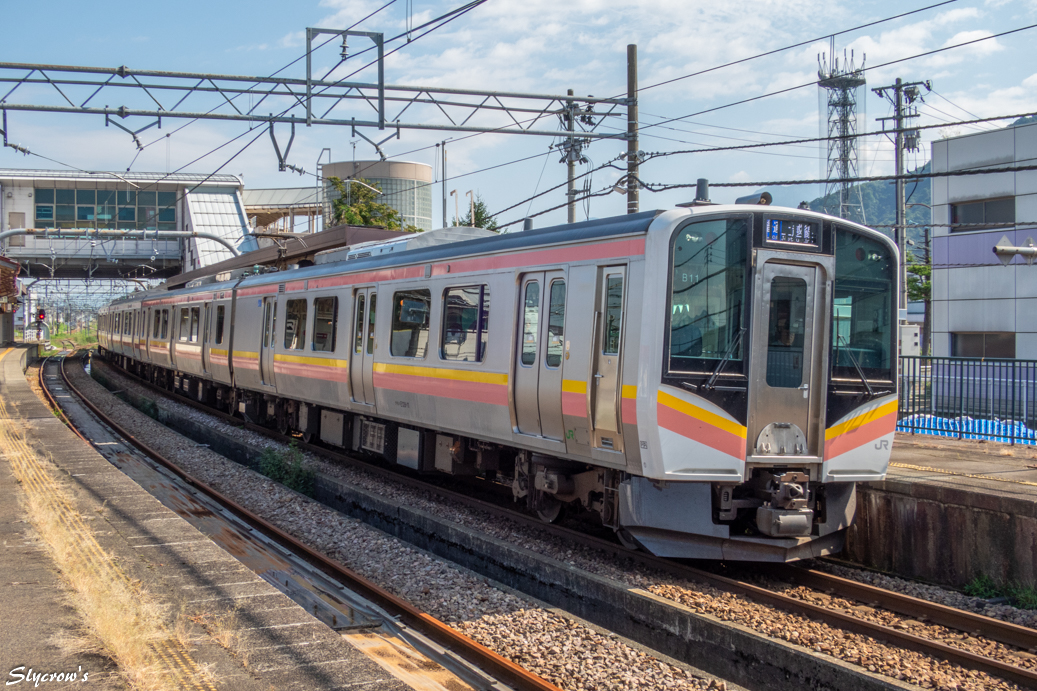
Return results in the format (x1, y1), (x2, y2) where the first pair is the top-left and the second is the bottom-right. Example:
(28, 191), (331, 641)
(765, 218), (819, 247)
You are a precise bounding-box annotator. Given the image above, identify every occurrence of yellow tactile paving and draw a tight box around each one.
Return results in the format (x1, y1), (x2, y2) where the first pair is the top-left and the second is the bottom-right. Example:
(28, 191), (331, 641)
(0, 350), (215, 691)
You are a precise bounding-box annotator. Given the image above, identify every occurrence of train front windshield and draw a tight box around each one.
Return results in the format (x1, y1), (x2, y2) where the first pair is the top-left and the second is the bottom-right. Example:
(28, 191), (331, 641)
(831, 227), (895, 381)
(667, 216), (749, 375)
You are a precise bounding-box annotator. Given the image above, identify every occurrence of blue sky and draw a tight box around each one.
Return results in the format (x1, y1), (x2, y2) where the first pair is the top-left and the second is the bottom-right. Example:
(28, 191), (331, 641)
(1, 0), (1034, 229)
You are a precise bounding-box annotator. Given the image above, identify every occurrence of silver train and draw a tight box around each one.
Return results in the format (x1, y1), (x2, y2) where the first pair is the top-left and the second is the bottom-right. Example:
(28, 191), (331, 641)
(98, 205), (899, 561)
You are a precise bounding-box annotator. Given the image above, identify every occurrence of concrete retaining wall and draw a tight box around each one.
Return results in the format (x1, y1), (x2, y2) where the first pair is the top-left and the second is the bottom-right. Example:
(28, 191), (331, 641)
(846, 480), (1037, 587)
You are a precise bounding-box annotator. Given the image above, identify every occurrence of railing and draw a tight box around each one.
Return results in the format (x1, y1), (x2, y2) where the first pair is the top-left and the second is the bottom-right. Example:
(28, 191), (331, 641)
(897, 356), (1037, 445)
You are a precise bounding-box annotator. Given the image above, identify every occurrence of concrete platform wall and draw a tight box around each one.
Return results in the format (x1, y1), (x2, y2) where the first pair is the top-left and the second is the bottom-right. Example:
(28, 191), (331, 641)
(846, 481), (1037, 587)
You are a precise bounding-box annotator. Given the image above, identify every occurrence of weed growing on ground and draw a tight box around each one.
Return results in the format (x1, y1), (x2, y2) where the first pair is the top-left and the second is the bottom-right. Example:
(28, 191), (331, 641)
(258, 441), (315, 497)
(139, 398), (159, 420)
(964, 573), (1037, 609)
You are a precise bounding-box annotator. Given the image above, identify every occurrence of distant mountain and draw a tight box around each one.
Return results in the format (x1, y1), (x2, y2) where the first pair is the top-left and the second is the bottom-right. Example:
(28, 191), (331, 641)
(803, 161), (932, 249)
(1011, 115), (1037, 127)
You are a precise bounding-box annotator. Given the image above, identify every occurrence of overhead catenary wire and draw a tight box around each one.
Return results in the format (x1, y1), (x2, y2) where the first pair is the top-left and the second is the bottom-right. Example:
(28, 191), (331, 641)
(639, 23), (1037, 135)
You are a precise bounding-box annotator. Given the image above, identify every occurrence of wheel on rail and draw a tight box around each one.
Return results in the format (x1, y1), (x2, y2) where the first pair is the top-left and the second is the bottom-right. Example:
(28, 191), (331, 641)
(301, 430), (315, 444)
(615, 527), (642, 551)
(225, 389), (238, 416)
(275, 403), (290, 436)
(534, 496), (565, 524)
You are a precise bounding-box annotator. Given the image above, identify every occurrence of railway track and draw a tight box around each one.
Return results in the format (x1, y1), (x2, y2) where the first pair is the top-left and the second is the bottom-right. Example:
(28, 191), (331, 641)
(42, 354), (563, 691)
(87, 353), (1037, 689)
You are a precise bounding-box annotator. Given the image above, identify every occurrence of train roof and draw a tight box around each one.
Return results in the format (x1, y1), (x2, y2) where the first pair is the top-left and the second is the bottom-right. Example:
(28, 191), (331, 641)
(101, 205), (893, 309)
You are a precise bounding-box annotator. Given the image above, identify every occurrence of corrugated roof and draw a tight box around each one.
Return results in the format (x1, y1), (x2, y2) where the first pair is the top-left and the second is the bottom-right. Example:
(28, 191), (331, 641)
(242, 187), (321, 208)
(0, 168), (242, 185)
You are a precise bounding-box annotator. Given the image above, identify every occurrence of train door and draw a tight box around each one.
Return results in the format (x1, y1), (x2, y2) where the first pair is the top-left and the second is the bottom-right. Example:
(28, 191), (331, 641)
(200, 301), (211, 376)
(747, 257), (828, 457)
(350, 288), (377, 406)
(513, 271), (566, 439)
(259, 297), (277, 387)
(589, 267), (626, 452)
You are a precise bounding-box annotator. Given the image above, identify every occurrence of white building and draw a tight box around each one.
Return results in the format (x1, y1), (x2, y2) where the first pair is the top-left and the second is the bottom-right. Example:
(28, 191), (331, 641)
(930, 121), (1037, 358)
(0, 169), (259, 276)
(320, 160), (433, 231)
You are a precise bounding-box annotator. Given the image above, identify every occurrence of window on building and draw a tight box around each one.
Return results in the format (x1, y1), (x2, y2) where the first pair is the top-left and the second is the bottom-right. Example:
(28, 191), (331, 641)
(284, 299), (307, 349)
(312, 297), (337, 352)
(391, 289), (431, 358)
(33, 187), (177, 231)
(441, 286), (490, 362)
(215, 305), (225, 345)
(952, 332), (1015, 358)
(951, 198), (1015, 231)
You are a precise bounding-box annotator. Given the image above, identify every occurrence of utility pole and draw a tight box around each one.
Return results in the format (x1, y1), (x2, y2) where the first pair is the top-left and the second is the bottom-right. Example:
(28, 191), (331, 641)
(566, 89), (576, 224)
(627, 44), (639, 214)
(441, 141), (450, 228)
(873, 77), (930, 320)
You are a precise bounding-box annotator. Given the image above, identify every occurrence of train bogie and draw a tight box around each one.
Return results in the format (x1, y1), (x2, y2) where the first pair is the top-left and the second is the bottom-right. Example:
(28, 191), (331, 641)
(99, 204), (898, 562)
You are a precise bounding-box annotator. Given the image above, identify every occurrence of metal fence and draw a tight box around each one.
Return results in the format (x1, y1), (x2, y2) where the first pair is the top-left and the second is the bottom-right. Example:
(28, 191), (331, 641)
(897, 356), (1037, 445)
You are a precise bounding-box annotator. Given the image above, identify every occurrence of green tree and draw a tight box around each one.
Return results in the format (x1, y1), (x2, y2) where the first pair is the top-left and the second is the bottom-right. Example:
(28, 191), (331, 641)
(328, 177), (421, 232)
(906, 235), (932, 355)
(454, 193), (499, 231)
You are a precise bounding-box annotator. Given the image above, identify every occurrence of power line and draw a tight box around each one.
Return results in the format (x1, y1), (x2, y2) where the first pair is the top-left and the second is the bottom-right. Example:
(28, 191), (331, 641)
(639, 23), (1037, 135)
(617, 0), (960, 97)
(640, 162), (1037, 192)
(639, 109), (1037, 161)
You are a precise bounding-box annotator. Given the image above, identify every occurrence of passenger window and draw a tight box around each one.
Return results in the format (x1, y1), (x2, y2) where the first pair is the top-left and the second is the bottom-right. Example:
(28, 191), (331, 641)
(765, 277), (807, 388)
(521, 282), (539, 366)
(215, 305), (225, 345)
(367, 294), (377, 354)
(354, 294), (366, 354)
(312, 297), (337, 352)
(161, 310), (169, 339)
(179, 308), (190, 341)
(190, 307), (200, 342)
(284, 299), (307, 350)
(603, 275), (623, 355)
(391, 289), (431, 358)
(153, 311), (160, 338)
(441, 286), (490, 362)
(545, 280), (566, 368)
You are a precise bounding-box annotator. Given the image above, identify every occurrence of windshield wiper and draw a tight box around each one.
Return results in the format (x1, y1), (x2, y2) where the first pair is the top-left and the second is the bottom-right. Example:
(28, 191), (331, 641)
(705, 327), (746, 390)
(837, 335), (874, 396)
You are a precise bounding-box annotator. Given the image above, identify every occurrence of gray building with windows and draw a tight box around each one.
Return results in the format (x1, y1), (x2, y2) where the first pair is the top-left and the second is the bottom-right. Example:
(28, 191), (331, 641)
(0, 169), (258, 276)
(320, 160), (433, 231)
(930, 121), (1037, 358)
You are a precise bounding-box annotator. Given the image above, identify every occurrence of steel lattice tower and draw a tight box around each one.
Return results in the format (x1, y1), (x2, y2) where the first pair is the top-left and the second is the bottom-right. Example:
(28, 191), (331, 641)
(818, 39), (866, 223)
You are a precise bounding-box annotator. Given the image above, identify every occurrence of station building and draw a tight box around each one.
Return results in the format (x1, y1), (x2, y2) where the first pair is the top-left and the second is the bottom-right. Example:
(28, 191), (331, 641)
(0, 169), (258, 277)
(319, 160), (433, 231)
(930, 120), (1037, 358)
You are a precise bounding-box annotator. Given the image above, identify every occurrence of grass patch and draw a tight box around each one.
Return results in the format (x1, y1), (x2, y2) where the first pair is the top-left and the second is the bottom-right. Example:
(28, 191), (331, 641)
(963, 573), (1037, 609)
(8, 440), (197, 690)
(258, 441), (315, 497)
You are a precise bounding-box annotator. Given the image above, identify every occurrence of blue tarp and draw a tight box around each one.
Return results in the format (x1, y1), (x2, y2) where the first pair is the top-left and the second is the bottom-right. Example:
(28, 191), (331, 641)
(897, 414), (1037, 445)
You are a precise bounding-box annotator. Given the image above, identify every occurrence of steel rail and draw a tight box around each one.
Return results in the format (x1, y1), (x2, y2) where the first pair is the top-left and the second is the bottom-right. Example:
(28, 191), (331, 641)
(769, 563), (1037, 652)
(54, 354), (562, 691)
(93, 354), (1037, 689)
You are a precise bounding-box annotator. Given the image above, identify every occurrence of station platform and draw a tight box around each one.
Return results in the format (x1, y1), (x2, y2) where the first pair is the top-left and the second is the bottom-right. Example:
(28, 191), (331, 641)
(0, 346), (411, 690)
(847, 431), (1037, 588)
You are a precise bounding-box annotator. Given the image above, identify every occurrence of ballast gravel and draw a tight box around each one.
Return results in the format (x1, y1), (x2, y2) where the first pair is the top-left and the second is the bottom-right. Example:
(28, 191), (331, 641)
(77, 358), (1034, 691)
(63, 359), (715, 691)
